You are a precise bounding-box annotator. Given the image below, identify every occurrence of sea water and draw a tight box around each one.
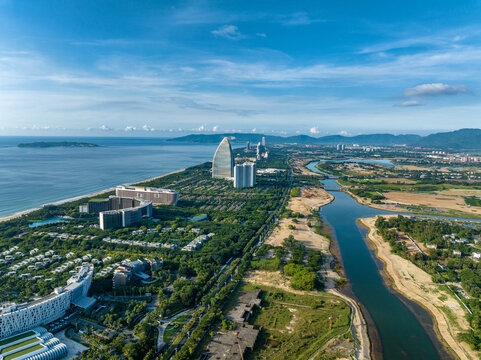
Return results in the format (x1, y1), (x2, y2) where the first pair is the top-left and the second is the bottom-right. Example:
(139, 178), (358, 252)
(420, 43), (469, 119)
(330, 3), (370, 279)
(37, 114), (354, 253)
(0, 136), (219, 218)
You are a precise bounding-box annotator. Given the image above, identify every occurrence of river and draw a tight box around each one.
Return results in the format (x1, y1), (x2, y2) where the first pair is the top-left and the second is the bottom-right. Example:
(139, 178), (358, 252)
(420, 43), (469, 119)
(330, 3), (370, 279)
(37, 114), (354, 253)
(306, 161), (452, 360)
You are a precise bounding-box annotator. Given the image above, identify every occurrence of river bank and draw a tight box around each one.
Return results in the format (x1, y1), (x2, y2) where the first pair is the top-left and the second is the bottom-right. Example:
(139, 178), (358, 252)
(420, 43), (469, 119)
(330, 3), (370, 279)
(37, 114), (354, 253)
(0, 168), (187, 224)
(360, 216), (479, 360)
(247, 185), (371, 359)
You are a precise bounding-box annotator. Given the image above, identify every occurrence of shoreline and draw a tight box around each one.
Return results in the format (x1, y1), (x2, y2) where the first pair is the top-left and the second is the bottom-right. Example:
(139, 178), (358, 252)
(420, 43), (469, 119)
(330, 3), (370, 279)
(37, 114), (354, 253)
(0, 168), (187, 223)
(326, 217), (381, 360)
(342, 183), (481, 221)
(257, 185), (371, 359)
(360, 216), (479, 360)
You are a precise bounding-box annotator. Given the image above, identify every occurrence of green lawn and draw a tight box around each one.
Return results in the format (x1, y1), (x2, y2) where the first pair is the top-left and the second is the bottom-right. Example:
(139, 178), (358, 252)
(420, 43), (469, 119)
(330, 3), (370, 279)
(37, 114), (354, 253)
(1, 338), (40, 354)
(4, 344), (45, 360)
(0, 331), (36, 347)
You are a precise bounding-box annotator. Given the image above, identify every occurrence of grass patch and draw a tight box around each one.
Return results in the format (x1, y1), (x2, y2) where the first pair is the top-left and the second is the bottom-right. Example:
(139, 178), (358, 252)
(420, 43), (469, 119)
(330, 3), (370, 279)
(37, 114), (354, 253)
(250, 258), (281, 271)
(440, 306), (462, 331)
(241, 283), (351, 360)
(465, 197), (481, 207)
(0, 332), (36, 347)
(4, 344), (44, 360)
(438, 293), (448, 302)
(254, 303), (292, 330)
(1, 338), (40, 354)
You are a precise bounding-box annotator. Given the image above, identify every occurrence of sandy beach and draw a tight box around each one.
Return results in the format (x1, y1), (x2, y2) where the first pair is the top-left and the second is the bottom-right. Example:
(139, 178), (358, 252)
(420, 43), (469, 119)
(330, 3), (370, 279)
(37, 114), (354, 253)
(0, 168), (186, 224)
(361, 216), (479, 360)
(249, 185), (371, 360)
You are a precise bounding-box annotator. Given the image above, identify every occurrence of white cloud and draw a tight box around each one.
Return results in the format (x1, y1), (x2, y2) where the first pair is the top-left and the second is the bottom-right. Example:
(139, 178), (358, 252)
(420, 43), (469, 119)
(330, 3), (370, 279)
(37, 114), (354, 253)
(198, 124), (206, 131)
(211, 25), (244, 40)
(142, 124), (154, 132)
(124, 126), (136, 131)
(404, 83), (469, 97)
(256, 33), (267, 38)
(394, 100), (424, 107)
(212, 125), (219, 131)
(251, 128), (257, 133)
(99, 125), (112, 131)
(310, 127), (320, 134)
(339, 130), (348, 136)
(281, 12), (322, 26)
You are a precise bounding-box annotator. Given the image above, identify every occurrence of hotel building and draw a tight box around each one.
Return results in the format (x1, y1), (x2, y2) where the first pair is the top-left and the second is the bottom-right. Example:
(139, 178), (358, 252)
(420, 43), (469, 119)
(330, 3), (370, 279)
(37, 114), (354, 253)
(0, 265), (94, 340)
(234, 163), (256, 188)
(212, 137), (234, 179)
(115, 186), (178, 205)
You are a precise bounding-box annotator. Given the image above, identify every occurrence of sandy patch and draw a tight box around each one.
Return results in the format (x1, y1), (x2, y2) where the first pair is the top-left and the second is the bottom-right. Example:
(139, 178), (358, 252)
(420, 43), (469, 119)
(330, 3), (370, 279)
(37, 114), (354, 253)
(265, 187), (333, 251)
(383, 191), (480, 214)
(290, 187), (334, 216)
(379, 177), (417, 184)
(361, 216), (478, 360)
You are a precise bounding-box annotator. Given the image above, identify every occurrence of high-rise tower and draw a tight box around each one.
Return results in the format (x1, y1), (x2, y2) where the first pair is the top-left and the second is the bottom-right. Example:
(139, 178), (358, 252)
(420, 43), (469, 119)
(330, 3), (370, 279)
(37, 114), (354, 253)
(212, 137), (234, 179)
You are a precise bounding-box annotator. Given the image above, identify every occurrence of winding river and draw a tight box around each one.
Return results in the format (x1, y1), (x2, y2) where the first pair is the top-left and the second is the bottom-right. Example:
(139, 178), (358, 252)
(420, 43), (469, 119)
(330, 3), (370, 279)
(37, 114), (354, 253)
(306, 161), (452, 360)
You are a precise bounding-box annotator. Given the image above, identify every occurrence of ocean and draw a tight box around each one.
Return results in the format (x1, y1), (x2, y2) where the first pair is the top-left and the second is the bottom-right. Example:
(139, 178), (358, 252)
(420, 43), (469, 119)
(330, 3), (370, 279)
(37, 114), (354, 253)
(0, 136), (220, 219)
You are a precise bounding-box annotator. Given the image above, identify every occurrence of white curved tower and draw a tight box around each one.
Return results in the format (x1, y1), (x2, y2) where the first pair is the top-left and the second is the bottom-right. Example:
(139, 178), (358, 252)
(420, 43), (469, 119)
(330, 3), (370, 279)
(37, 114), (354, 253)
(212, 137), (234, 179)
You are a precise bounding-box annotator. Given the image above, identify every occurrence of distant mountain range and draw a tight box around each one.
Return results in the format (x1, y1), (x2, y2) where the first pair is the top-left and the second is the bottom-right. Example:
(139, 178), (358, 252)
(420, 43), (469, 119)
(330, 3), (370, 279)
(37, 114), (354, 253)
(168, 128), (481, 151)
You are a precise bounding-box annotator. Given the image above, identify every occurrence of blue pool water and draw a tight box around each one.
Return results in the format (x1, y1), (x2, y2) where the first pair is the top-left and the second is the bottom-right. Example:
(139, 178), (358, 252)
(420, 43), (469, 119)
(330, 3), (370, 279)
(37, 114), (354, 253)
(29, 217), (71, 228)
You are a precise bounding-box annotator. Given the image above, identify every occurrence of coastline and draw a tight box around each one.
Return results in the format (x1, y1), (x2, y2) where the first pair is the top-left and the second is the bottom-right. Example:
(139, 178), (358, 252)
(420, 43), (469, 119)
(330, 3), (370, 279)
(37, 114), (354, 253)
(0, 168), (187, 224)
(360, 216), (479, 360)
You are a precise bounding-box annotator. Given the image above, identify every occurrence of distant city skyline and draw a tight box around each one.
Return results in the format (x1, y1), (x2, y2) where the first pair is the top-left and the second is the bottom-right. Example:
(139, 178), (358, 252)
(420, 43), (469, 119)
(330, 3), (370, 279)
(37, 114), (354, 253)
(1, 1), (481, 136)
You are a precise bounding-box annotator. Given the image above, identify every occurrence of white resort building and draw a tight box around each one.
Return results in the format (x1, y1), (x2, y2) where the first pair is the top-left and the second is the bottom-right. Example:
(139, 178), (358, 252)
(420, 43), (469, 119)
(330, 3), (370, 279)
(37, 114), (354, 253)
(0, 265), (94, 340)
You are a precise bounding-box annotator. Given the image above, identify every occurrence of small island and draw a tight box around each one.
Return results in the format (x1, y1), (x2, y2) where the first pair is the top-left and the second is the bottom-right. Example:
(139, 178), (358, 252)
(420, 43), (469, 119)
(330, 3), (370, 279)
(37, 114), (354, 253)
(18, 141), (99, 148)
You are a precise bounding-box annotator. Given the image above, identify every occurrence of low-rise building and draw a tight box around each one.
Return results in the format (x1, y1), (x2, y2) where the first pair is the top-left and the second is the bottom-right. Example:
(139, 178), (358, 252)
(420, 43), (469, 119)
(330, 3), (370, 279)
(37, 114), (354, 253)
(115, 185), (179, 205)
(203, 290), (260, 360)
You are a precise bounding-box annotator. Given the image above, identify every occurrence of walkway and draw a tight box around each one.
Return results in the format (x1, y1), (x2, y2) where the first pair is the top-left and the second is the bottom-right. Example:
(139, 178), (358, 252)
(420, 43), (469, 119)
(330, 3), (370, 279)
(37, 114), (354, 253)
(156, 309), (192, 351)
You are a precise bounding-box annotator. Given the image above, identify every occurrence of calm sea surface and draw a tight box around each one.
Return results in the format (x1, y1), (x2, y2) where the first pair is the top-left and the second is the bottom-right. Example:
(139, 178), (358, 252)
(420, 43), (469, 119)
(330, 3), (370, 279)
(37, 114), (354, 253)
(0, 136), (219, 218)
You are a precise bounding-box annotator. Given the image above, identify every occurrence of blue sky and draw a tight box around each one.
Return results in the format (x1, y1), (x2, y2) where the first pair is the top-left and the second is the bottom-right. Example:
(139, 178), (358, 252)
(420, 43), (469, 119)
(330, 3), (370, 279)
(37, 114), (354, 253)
(1, 0), (481, 137)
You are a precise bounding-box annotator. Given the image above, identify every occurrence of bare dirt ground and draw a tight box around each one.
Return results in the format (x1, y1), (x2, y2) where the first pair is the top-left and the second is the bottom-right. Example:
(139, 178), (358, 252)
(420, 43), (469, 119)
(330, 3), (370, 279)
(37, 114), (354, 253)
(361, 216), (479, 360)
(382, 191), (481, 215)
(343, 163), (380, 176)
